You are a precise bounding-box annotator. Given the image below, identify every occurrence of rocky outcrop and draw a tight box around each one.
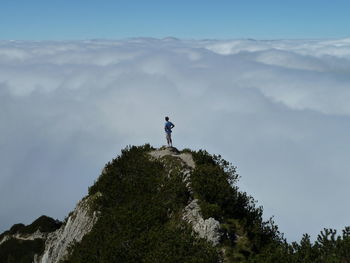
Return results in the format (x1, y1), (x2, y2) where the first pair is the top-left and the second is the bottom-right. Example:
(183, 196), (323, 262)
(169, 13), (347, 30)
(35, 193), (100, 263)
(0, 235), (10, 245)
(0, 217), (60, 246)
(183, 199), (221, 246)
(150, 147), (221, 246)
(0, 230), (47, 245)
(149, 147), (195, 169)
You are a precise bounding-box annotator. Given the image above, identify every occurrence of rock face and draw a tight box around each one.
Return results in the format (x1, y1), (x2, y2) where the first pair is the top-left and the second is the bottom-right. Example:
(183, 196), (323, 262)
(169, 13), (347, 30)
(35, 194), (100, 263)
(149, 147), (196, 169)
(150, 147), (221, 246)
(0, 230), (47, 246)
(183, 199), (221, 246)
(0, 216), (62, 247)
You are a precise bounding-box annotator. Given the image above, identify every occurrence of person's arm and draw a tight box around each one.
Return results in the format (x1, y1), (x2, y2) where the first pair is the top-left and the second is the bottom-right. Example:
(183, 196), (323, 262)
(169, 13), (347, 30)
(171, 123), (175, 129)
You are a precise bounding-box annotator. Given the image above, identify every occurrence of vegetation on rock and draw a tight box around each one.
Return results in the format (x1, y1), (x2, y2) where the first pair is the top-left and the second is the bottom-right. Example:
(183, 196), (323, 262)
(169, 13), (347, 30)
(0, 238), (44, 263)
(62, 145), (220, 263)
(0, 216), (61, 263)
(190, 150), (281, 261)
(2, 144), (350, 263)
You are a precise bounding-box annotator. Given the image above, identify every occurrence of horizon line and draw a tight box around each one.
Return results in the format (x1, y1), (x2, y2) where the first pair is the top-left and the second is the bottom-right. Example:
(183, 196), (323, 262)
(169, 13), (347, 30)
(1, 36), (350, 42)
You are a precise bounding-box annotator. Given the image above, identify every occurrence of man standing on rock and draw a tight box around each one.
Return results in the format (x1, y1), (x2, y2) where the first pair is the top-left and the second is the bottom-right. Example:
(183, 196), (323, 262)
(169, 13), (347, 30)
(164, 116), (175, 147)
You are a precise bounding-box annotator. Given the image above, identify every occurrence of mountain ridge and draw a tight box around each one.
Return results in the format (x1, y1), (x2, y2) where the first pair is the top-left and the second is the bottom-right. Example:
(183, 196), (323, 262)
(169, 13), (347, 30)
(2, 145), (350, 263)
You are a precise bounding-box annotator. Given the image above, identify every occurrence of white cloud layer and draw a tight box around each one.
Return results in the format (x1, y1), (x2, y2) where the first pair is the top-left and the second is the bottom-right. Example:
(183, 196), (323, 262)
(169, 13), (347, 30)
(1, 38), (350, 241)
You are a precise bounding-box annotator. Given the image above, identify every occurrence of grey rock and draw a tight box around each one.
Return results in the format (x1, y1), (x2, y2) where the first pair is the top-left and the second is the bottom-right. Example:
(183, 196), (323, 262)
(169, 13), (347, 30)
(35, 193), (100, 263)
(183, 199), (221, 246)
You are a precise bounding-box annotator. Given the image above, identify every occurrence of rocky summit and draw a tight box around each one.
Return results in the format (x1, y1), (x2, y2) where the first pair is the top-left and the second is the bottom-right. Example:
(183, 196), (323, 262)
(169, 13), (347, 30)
(2, 145), (350, 263)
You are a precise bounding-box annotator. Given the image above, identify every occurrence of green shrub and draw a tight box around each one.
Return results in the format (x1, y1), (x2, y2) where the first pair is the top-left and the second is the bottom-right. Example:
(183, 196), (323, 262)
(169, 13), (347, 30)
(9, 224), (25, 234)
(199, 201), (222, 220)
(191, 149), (282, 261)
(20, 215), (62, 234)
(0, 238), (44, 263)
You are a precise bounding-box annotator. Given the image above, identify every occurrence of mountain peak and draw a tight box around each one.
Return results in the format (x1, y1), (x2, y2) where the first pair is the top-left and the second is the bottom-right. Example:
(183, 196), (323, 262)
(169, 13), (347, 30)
(149, 146), (195, 168)
(0, 145), (274, 262)
(3, 144), (349, 262)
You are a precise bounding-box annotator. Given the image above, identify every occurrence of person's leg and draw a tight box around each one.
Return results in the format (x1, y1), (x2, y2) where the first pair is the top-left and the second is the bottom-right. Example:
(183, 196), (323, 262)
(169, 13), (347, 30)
(166, 133), (170, 146)
(169, 133), (173, 147)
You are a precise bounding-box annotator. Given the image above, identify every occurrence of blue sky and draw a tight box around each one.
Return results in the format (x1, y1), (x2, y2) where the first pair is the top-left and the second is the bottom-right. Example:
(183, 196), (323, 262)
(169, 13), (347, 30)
(1, 0), (349, 40)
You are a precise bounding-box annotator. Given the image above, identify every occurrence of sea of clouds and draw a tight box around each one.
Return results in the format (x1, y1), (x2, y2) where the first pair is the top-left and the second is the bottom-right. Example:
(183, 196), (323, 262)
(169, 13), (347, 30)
(1, 37), (350, 241)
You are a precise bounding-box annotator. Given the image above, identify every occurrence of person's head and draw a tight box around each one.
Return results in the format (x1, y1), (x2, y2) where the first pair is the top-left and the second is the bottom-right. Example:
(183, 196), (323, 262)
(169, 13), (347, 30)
(165, 116), (169, 121)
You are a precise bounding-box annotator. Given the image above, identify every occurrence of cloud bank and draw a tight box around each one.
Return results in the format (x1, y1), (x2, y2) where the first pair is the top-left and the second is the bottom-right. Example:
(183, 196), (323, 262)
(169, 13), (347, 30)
(1, 38), (350, 241)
